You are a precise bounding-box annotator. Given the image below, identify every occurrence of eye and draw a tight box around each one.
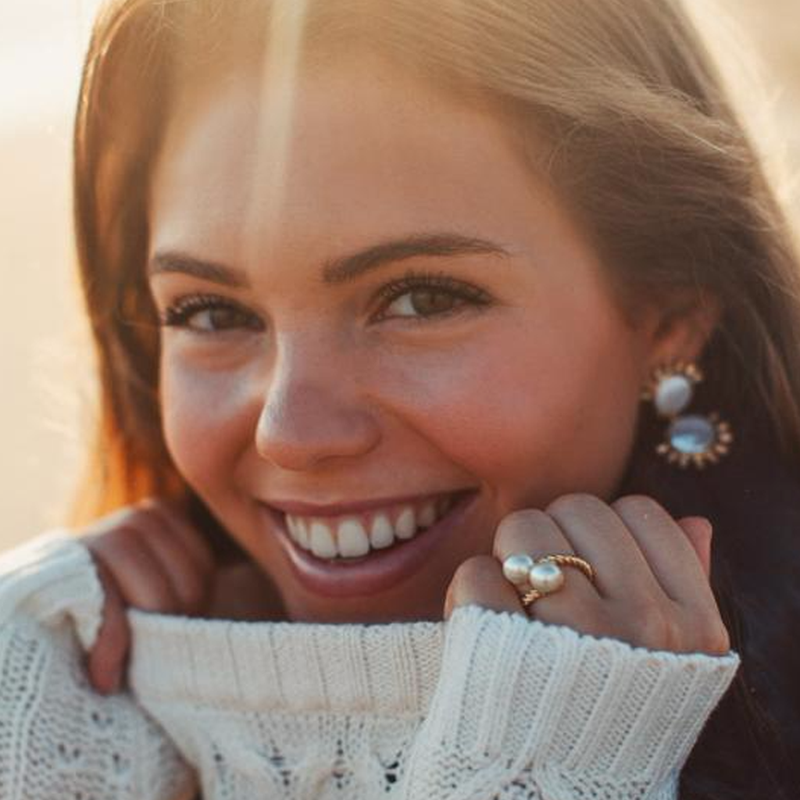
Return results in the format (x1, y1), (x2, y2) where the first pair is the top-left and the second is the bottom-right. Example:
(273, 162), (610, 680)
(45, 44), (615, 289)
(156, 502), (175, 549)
(373, 270), (492, 323)
(160, 294), (263, 333)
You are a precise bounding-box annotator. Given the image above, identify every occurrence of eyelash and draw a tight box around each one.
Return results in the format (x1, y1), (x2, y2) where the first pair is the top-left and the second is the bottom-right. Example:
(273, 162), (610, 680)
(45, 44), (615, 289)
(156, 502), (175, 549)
(373, 270), (493, 323)
(158, 270), (493, 332)
(159, 294), (263, 332)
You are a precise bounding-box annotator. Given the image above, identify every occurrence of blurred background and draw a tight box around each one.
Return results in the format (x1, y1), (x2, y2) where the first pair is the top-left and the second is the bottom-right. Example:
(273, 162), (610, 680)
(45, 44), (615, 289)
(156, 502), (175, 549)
(1, 0), (799, 551)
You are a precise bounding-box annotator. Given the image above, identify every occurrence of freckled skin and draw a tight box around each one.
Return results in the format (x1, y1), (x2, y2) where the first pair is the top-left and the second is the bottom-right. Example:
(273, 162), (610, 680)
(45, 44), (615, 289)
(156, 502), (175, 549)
(148, 52), (666, 623)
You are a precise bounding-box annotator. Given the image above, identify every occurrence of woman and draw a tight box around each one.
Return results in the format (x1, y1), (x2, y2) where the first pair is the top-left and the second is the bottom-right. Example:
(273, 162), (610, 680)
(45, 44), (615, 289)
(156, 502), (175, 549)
(1, 0), (798, 797)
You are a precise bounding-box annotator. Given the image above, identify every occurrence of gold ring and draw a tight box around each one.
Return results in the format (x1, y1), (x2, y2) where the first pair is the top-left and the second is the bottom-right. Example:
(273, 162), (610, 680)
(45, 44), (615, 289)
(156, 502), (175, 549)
(537, 554), (596, 583)
(519, 554), (596, 608)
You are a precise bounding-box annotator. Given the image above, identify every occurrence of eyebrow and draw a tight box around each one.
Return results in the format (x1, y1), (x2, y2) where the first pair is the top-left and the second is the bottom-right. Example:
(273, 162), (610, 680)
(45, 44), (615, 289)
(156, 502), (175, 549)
(147, 232), (511, 287)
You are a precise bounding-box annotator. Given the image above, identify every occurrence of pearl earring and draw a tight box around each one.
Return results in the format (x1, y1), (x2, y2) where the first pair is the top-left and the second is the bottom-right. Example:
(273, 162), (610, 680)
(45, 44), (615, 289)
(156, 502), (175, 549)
(641, 361), (733, 469)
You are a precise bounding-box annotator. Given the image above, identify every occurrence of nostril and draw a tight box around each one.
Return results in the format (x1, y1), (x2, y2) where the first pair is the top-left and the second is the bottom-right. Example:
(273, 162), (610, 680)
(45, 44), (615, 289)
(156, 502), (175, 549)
(253, 383), (382, 470)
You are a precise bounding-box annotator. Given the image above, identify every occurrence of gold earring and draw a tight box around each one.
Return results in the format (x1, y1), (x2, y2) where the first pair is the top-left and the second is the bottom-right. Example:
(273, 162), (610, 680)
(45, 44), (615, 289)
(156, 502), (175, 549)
(641, 361), (733, 469)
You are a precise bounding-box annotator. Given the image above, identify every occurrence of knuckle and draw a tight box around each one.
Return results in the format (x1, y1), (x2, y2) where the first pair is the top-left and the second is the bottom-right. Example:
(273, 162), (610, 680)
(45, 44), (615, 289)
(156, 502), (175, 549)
(635, 604), (677, 650)
(85, 501), (171, 540)
(581, 607), (616, 639)
(83, 511), (150, 552)
(611, 494), (658, 512)
(180, 573), (210, 611)
(695, 612), (731, 654)
(137, 525), (210, 610)
(545, 493), (603, 518)
(495, 508), (550, 538)
(93, 504), (148, 530)
(81, 512), (182, 615)
(451, 555), (498, 590)
(108, 524), (143, 550)
(612, 494), (661, 517)
(705, 625), (731, 654)
(100, 551), (176, 613)
(88, 527), (142, 567)
(137, 579), (178, 613)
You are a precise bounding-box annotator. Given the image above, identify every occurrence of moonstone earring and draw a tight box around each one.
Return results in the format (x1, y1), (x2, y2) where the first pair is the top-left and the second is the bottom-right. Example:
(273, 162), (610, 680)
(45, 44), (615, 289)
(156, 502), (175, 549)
(641, 362), (733, 469)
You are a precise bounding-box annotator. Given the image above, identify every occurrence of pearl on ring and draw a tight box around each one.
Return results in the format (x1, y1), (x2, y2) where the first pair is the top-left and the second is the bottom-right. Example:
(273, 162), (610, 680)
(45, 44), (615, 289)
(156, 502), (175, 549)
(528, 561), (565, 594)
(502, 553), (535, 585)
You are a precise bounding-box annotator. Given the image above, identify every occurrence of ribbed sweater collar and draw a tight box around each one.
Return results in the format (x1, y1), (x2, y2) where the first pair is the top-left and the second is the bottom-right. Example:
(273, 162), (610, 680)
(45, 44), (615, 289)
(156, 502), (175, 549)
(128, 609), (445, 717)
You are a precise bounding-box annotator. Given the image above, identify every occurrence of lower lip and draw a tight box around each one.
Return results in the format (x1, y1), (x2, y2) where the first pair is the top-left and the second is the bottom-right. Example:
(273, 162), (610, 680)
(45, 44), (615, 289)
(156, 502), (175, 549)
(263, 491), (479, 598)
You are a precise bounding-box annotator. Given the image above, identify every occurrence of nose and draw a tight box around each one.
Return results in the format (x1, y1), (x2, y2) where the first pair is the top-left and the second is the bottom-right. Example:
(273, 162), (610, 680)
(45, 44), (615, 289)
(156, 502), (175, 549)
(254, 354), (381, 471)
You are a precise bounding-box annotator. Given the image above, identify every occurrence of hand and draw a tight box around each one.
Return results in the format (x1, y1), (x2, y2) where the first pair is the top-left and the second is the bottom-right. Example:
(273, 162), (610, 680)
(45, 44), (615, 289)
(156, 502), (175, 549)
(81, 498), (217, 695)
(443, 494), (730, 656)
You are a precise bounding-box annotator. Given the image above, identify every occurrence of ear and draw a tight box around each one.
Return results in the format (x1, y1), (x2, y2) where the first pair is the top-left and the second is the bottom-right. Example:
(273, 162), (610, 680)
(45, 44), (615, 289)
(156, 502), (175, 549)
(640, 291), (722, 376)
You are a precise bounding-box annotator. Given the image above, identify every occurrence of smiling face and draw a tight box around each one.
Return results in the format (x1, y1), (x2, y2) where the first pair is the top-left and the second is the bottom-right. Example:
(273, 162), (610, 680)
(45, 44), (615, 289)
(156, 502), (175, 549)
(147, 51), (676, 623)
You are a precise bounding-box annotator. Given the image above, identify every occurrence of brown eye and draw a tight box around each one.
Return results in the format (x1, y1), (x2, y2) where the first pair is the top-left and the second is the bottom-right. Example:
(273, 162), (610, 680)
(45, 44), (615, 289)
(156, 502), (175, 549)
(161, 295), (263, 333)
(375, 273), (492, 323)
(192, 306), (250, 331)
(389, 289), (458, 318)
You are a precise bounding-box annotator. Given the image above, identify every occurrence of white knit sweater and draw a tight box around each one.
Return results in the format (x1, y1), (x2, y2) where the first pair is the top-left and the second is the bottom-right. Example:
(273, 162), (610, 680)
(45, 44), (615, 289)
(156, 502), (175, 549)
(0, 531), (740, 800)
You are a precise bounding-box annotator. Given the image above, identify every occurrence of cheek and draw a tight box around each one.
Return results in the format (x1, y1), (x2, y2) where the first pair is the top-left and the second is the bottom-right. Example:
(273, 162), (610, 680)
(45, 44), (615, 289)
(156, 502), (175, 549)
(160, 351), (257, 499)
(375, 316), (643, 506)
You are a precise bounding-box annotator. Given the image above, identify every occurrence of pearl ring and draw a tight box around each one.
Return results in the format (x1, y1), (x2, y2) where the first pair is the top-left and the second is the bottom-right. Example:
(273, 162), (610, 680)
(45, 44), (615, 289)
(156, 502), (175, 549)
(501, 553), (596, 608)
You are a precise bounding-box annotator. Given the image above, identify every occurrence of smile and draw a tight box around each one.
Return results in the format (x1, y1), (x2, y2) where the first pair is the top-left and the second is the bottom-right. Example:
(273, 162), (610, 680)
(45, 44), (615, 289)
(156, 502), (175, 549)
(284, 493), (459, 559)
(259, 489), (479, 597)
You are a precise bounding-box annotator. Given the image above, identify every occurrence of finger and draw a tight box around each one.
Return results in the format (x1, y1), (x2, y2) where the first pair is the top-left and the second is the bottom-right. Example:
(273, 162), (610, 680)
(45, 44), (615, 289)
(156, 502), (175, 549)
(676, 516), (712, 578)
(546, 494), (664, 602)
(444, 555), (522, 620)
(139, 498), (216, 576)
(134, 509), (214, 614)
(491, 508), (600, 625)
(87, 561), (131, 695)
(612, 496), (714, 606)
(89, 530), (181, 613)
(209, 561), (284, 620)
(611, 499), (727, 653)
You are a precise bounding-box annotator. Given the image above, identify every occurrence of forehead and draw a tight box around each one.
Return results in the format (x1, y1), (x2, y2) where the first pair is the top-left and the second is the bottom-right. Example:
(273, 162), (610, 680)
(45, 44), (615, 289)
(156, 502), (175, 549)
(147, 52), (553, 266)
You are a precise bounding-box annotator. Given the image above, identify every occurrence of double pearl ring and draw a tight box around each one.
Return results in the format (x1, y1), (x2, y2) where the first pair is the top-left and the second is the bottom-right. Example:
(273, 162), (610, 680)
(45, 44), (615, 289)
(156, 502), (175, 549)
(501, 553), (596, 607)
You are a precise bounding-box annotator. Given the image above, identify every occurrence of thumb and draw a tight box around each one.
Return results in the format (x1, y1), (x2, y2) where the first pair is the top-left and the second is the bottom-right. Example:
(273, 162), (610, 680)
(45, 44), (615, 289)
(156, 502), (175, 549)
(676, 516), (713, 578)
(86, 560), (131, 695)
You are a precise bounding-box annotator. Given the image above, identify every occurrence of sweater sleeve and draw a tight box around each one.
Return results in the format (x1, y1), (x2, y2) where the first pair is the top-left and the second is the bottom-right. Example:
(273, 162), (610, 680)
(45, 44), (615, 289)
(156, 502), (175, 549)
(400, 604), (740, 800)
(0, 531), (197, 800)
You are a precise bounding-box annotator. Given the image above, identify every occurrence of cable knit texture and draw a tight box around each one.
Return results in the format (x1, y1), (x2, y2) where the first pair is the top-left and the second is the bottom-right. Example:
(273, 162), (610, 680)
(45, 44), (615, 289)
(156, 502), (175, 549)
(0, 531), (740, 800)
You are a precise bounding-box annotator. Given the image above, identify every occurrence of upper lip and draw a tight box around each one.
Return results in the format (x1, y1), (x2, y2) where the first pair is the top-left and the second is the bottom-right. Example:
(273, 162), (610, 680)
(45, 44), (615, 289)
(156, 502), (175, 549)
(262, 489), (476, 518)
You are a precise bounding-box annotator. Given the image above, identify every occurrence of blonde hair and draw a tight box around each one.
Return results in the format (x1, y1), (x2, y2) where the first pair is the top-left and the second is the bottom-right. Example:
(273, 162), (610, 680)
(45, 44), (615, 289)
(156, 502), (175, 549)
(71, 0), (800, 521)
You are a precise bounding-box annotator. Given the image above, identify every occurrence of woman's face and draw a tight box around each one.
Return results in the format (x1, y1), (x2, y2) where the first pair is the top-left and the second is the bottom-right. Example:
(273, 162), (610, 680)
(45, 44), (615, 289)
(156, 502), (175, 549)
(148, 52), (668, 623)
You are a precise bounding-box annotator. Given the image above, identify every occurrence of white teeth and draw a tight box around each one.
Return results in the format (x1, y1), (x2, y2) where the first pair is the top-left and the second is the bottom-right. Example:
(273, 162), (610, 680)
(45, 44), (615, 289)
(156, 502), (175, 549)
(336, 519), (370, 558)
(284, 493), (461, 559)
(395, 506), (417, 540)
(309, 521), (337, 558)
(418, 500), (437, 528)
(370, 514), (395, 549)
(287, 517), (310, 548)
(295, 519), (310, 548)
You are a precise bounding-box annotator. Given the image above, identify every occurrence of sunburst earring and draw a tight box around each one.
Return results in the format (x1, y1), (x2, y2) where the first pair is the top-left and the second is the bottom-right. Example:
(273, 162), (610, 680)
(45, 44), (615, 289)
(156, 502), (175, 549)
(641, 361), (733, 469)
